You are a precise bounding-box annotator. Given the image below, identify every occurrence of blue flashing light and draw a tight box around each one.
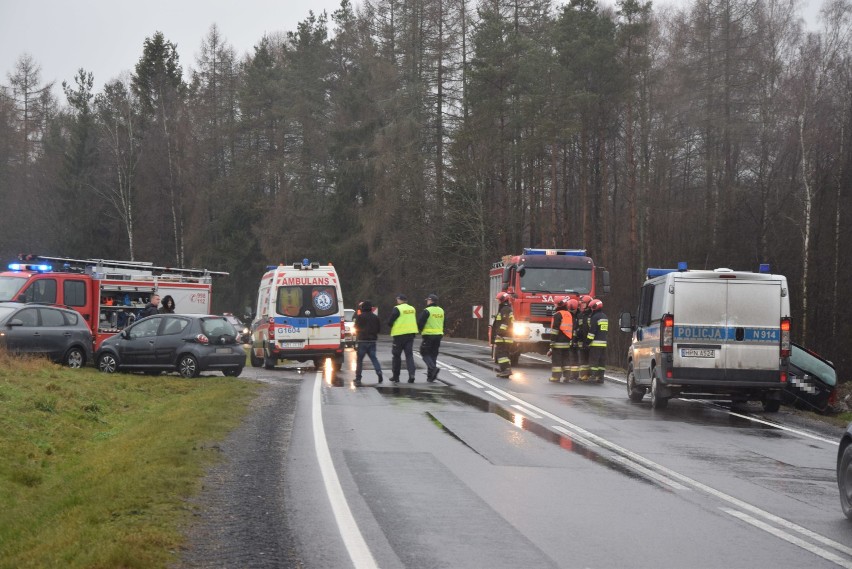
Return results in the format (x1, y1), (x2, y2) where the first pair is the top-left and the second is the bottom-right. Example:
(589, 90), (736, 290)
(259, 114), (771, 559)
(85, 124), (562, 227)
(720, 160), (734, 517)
(647, 268), (680, 279)
(759, 263), (770, 274)
(266, 265), (277, 270)
(522, 248), (587, 257)
(8, 263), (22, 271)
(7, 263), (52, 272)
(37, 264), (51, 272)
(302, 258), (310, 267)
(677, 261), (688, 271)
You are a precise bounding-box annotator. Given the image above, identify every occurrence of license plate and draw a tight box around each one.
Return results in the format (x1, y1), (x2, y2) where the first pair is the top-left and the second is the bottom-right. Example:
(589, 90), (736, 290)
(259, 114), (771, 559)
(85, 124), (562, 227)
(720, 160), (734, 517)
(282, 342), (303, 348)
(216, 347), (231, 354)
(681, 348), (715, 358)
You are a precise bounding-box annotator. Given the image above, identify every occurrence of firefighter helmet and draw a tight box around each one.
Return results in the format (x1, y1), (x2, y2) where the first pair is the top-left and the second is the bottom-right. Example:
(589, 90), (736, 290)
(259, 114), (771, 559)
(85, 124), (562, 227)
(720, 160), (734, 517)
(579, 294), (593, 307)
(589, 299), (603, 311)
(555, 297), (569, 309)
(566, 298), (579, 311)
(496, 292), (512, 303)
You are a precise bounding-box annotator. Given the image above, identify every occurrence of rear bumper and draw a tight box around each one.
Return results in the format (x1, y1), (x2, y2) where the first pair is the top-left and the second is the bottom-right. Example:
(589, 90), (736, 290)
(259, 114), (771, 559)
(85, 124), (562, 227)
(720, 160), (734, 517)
(269, 342), (342, 362)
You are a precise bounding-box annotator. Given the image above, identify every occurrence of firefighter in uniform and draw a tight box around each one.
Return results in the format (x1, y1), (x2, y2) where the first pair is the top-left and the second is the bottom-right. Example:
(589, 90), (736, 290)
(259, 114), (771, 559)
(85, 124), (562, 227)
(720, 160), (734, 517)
(585, 299), (608, 383)
(418, 293), (444, 382)
(576, 294), (593, 381)
(548, 297), (576, 383)
(388, 293), (418, 383)
(566, 298), (581, 381)
(492, 292), (514, 378)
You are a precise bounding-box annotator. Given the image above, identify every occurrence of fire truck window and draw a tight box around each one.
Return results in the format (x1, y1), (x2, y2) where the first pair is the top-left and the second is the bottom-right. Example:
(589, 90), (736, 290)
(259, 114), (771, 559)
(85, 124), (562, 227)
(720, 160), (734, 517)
(22, 279), (57, 304)
(277, 287), (303, 317)
(63, 280), (86, 307)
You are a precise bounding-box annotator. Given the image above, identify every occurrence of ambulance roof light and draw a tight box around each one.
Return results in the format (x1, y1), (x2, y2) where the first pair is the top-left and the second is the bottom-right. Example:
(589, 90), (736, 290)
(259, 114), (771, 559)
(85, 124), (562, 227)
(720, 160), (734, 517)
(302, 258), (310, 267)
(759, 263), (770, 273)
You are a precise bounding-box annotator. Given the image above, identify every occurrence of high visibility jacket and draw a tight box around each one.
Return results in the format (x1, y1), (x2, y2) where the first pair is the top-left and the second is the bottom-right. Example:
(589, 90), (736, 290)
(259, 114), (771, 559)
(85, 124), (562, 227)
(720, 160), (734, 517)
(421, 305), (445, 335)
(492, 303), (514, 343)
(390, 303), (418, 336)
(586, 311), (608, 347)
(550, 310), (573, 348)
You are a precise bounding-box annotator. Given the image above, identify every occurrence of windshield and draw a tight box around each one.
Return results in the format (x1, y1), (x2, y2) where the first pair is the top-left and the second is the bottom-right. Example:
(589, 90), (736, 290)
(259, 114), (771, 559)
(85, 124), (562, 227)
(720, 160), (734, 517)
(0, 276), (28, 301)
(277, 286), (339, 317)
(0, 306), (18, 322)
(791, 345), (836, 387)
(520, 268), (592, 294)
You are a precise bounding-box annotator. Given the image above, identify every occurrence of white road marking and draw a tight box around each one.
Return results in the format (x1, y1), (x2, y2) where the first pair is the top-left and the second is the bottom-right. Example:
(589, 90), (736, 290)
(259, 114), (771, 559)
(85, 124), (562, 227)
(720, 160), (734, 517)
(485, 390), (507, 401)
(552, 425), (602, 449)
(722, 508), (852, 569)
(511, 404), (542, 419)
(608, 455), (690, 491)
(461, 372), (852, 561)
(312, 373), (378, 569)
(466, 380), (483, 388)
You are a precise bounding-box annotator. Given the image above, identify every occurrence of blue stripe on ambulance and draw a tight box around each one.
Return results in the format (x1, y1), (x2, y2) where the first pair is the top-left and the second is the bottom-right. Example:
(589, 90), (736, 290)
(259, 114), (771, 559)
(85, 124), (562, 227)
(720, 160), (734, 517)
(272, 316), (341, 329)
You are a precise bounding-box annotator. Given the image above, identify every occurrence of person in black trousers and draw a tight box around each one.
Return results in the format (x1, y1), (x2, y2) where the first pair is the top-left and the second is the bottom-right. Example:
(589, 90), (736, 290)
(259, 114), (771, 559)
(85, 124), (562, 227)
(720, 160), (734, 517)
(353, 301), (383, 386)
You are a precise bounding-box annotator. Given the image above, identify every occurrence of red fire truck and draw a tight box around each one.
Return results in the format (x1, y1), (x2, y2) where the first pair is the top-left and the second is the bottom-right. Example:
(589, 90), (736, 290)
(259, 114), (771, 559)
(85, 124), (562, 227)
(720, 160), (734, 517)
(0, 255), (227, 350)
(488, 248), (609, 365)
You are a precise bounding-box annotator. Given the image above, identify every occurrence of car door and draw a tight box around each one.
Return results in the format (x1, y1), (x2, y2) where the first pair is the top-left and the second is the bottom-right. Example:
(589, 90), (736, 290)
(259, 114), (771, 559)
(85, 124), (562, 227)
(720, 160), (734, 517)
(154, 316), (190, 366)
(121, 316), (162, 366)
(37, 307), (70, 362)
(4, 307), (40, 354)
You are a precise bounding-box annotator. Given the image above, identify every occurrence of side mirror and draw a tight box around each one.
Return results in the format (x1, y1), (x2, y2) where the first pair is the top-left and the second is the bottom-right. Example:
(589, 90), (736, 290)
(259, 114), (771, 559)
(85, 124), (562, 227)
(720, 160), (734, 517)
(517, 264), (526, 277)
(7, 318), (23, 327)
(600, 269), (611, 294)
(619, 312), (634, 333)
(120, 330), (129, 339)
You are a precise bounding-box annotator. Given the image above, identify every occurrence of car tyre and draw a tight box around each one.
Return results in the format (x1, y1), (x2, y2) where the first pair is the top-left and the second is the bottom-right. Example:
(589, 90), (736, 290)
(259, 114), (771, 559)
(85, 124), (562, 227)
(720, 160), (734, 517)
(97, 352), (119, 374)
(650, 373), (668, 410)
(263, 348), (276, 370)
(762, 399), (781, 413)
(223, 367), (243, 377)
(839, 443), (852, 520)
(64, 347), (86, 368)
(178, 354), (199, 378)
(250, 348), (262, 368)
(627, 363), (644, 402)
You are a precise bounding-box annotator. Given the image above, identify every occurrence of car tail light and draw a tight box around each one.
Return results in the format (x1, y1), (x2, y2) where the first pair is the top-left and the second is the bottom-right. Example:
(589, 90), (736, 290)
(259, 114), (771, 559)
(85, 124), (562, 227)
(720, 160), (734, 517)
(780, 371), (787, 383)
(661, 314), (674, 353)
(780, 317), (791, 357)
(829, 388), (838, 406)
(196, 334), (209, 344)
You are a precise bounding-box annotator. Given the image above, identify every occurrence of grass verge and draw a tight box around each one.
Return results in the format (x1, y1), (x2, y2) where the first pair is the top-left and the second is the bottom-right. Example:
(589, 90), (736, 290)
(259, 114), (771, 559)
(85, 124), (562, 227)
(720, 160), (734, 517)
(0, 351), (261, 569)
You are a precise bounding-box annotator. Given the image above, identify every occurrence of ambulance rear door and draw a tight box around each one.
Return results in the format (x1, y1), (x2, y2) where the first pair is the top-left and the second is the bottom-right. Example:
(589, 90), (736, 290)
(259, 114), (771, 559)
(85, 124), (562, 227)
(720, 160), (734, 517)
(275, 283), (342, 351)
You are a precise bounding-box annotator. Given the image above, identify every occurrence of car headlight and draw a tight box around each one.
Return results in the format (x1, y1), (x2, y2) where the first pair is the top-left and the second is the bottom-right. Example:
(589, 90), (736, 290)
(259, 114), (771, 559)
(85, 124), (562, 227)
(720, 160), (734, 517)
(512, 323), (529, 337)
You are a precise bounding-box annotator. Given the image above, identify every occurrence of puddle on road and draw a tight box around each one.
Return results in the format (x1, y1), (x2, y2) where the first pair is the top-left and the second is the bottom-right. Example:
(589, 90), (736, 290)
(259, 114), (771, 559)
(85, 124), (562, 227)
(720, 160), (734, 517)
(373, 384), (660, 489)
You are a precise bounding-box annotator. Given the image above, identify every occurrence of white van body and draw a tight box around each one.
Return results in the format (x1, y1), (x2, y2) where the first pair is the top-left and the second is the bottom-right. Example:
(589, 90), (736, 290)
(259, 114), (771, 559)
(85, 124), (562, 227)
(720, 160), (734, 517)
(249, 261), (344, 370)
(620, 268), (790, 411)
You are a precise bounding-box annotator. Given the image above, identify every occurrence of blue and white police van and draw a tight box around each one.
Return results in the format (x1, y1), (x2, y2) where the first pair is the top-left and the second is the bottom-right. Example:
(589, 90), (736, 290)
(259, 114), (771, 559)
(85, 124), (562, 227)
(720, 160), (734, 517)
(619, 264), (790, 411)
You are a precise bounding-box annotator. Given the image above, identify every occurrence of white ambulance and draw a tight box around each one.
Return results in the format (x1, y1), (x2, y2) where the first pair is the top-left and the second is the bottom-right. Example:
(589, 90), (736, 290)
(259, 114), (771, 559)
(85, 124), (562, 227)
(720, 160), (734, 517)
(619, 264), (791, 411)
(249, 259), (345, 370)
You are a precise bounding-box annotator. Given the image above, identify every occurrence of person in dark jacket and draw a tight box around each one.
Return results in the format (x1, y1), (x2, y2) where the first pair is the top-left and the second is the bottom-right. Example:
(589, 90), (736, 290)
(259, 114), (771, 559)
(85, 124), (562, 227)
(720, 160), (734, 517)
(140, 294), (160, 318)
(354, 300), (382, 386)
(417, 293), (444, 382)
(585, 299), (608, 384)
(159, 295), (176, 314)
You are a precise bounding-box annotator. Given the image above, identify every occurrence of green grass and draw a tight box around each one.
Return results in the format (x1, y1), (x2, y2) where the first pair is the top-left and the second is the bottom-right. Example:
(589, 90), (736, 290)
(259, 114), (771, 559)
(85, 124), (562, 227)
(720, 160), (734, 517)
(0, 351), (261, 569)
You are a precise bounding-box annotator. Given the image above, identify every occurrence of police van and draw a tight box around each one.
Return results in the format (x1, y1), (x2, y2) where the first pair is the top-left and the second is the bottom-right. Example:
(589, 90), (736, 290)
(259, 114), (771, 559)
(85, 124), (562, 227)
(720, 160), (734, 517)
(249, 259), (345, 370)
(619, 264), (790, 411)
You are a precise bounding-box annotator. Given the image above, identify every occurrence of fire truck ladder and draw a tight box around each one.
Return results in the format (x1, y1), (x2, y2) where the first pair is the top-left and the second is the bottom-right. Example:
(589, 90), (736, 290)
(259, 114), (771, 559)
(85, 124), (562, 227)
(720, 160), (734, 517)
(17, 254), (229, 279)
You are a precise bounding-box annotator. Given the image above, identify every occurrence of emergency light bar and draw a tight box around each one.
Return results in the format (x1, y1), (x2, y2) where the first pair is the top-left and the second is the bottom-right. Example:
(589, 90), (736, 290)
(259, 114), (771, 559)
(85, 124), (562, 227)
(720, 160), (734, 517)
(522, 248), (587, 257)
(759, 264), (771, 273)
(8, 263), (52, 272)
(646, 262), (688, 279)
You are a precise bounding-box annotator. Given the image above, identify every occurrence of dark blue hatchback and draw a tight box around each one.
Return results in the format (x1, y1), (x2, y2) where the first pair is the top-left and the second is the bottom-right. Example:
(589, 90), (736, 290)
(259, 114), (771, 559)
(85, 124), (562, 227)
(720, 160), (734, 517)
(95, 314), (245, 378)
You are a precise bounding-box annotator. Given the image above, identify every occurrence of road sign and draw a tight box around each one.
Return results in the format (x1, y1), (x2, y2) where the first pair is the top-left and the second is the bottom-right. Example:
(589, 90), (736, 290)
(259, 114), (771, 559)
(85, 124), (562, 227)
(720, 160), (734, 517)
(472, 305), (483, 319)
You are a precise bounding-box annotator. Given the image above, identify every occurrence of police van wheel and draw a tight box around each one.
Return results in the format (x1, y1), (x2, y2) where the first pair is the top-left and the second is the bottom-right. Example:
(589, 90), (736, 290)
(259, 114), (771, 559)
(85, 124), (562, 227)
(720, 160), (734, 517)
(762, 399), (781, 413)
(627, 364), (644, 402)
(650, 375), (668, 410)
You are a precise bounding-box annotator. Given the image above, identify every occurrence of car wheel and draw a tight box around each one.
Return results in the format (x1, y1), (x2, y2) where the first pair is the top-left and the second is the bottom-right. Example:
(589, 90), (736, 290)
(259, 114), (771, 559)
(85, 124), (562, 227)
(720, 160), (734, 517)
(64, 347), (85, 368)
(839, 443), (852, 520)
(627, 363), (644, 402)
(651, 373), (668, 410)
(762, 399), (781, 413)
(97, 352), (119, 374)
(223, 367), (243, 377)
(178, 354), (199, 378)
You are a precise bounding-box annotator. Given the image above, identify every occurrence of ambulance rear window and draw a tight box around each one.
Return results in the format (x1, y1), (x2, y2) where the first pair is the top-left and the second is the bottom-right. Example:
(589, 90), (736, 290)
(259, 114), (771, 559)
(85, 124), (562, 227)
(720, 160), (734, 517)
(277, 286), (339, 317)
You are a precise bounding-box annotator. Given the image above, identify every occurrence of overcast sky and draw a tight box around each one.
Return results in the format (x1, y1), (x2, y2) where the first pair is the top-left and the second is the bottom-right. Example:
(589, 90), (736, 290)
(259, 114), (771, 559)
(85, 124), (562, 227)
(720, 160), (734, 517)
(1, 0), (824, 97)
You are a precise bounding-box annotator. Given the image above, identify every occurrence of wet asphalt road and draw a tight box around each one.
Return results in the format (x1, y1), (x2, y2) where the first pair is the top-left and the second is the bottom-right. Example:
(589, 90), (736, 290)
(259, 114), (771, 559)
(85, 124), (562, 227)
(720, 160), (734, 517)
(179, 338), (850, 569)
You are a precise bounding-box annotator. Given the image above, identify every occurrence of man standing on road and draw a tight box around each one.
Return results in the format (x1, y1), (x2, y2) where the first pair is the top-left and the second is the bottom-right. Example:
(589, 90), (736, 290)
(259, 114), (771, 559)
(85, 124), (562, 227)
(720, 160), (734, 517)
(388, 293), (418, 383)
(576, 294), (593, 381)
(492, 292), (514, 378)
(140, 294), (160, 318)
(353, 300), (382, 386)
(548, 297), (575, 383)
(418, 293), (444, 382)
(585, 299), (608, 384)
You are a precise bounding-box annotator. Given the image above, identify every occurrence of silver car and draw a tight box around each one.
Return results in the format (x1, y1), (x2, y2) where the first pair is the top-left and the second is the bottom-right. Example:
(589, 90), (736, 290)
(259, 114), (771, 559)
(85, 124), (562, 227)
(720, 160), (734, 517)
(0, 302), (93, 367)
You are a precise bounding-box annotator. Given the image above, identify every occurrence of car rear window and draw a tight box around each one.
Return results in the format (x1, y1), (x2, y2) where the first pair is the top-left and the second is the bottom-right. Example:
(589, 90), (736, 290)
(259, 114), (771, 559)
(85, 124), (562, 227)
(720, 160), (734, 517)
(201, 317), (237, 342)
(791, 345), (837, 387)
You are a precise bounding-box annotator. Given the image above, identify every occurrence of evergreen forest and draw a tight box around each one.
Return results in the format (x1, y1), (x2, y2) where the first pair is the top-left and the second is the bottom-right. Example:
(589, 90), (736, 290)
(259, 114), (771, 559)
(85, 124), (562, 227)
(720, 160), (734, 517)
(1, 0), (850, 376)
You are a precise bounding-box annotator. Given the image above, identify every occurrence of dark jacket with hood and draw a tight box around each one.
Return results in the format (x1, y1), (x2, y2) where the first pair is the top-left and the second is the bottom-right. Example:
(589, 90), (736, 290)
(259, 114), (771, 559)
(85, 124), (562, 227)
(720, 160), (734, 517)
(354, 301), (380, 341)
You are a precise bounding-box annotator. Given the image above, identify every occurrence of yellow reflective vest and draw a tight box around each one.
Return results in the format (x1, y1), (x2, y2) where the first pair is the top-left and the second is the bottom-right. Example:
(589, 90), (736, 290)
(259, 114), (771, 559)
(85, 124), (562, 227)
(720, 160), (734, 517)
(422, 306), (445, 335)
(390, 303), (418, 336)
